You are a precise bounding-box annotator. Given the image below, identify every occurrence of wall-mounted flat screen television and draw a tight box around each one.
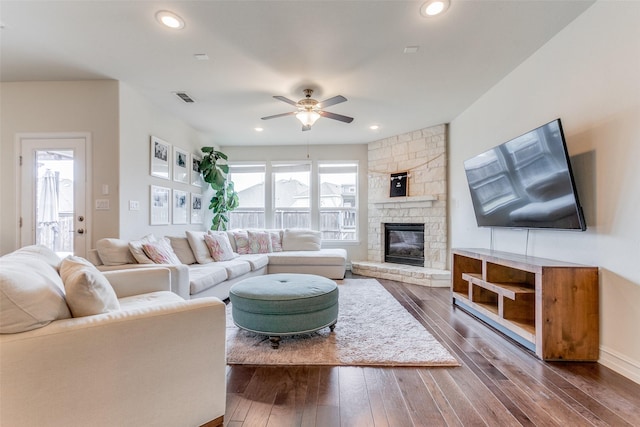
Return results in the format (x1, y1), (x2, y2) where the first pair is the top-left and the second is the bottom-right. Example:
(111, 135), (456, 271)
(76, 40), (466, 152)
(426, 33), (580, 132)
(464, 119), (586, 230)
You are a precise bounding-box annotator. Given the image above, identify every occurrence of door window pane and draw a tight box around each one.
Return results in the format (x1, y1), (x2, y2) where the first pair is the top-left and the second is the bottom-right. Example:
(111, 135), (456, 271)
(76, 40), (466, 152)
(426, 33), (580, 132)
(36, 150), (74, 256)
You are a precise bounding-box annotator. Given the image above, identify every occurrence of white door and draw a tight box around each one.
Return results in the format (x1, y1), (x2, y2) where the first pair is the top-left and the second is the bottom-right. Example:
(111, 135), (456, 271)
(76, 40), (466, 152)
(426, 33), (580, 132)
(20, 135), (89, 257)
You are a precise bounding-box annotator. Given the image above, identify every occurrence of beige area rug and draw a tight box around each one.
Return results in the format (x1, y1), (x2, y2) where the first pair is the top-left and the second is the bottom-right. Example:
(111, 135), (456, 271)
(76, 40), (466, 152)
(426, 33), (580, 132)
(226, 278), (459, 367)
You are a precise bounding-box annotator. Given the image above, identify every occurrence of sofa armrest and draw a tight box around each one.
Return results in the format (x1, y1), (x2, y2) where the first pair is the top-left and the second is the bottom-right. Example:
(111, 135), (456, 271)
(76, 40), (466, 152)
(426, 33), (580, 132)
(0, 297), (226, 427)
(103, 267), (171, 298)
(97, 263), (191, 299)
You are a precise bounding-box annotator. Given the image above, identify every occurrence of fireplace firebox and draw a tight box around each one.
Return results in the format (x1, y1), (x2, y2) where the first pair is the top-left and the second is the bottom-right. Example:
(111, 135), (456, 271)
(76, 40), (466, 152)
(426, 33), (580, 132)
(384, 223), (425, 266)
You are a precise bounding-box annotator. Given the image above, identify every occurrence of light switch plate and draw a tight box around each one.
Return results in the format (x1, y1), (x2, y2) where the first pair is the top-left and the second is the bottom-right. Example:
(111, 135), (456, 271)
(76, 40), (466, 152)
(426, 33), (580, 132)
(95, 199), (110, 210)
(129, 200), (140, 211)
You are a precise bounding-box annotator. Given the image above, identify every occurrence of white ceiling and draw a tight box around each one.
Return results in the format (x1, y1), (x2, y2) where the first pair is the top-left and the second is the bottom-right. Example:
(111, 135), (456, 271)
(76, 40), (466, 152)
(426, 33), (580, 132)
(0, 0), (594, 146)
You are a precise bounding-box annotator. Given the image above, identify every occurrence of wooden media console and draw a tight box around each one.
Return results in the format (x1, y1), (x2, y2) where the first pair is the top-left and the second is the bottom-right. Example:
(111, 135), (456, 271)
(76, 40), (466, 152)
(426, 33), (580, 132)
(451, 248), (599, 361)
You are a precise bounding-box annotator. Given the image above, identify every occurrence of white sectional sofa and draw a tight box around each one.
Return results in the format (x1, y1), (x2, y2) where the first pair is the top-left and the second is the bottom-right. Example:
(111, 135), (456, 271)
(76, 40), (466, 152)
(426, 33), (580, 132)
(89, 228), (347, 301)
(0, 245), (226, 427)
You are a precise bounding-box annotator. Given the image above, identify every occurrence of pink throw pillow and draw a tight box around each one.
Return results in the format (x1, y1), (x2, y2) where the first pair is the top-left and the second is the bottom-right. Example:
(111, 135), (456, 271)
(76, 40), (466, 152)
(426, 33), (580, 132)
(269, 231), (283, 252)
(204, 233), (237, 261)
(232, 230), (250, 255)
(142, 238), (182, 264)
(248, 230), (273, 254)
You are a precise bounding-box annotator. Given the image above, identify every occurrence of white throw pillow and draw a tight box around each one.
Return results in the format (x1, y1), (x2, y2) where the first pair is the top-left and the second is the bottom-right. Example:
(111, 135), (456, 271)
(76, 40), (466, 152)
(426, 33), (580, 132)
(282, 229), (322, 251)
(128, 234), (157, 264)
(0, 256), (71, 333)
(6, 244), (62, 270)
(203, 232), (237, 261)
(166, 236), (197, 265)
(59, 256), (120, 317)
(141, 238), (182, 264)
(96, 238), (136, 266)
(186, 230), (214, 264)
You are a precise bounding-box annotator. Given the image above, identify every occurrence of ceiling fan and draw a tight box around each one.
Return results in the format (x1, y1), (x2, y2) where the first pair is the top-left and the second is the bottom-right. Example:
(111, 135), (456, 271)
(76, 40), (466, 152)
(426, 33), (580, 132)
(261, 89), (354, 131)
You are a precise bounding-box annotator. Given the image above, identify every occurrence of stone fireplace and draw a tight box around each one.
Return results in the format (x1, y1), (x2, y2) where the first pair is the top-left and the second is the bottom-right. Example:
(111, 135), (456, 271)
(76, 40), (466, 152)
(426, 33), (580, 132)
(351, 123), (450, 287)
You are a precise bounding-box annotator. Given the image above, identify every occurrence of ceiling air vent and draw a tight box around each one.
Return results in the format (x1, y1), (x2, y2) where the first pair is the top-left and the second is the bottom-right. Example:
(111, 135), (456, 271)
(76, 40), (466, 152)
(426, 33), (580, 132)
(174, 92), (195, 103)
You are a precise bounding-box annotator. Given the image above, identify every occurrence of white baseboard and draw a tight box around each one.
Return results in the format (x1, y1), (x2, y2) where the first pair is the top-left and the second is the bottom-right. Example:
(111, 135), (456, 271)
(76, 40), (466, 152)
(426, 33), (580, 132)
(599, 346), (640, 385)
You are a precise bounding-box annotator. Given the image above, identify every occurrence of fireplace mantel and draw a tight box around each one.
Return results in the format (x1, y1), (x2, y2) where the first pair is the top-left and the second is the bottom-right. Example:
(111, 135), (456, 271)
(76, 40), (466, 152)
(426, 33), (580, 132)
(371, 195), (436, 208)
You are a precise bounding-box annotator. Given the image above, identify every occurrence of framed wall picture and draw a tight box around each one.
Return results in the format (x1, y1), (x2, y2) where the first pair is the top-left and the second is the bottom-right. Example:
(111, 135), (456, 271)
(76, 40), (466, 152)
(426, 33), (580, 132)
(173, 146), (189, 183)
(191, 154), (203, 187)
(390, 171), (408, 197)
(172, 189), (188, 224)
(190, 193), (203, 224)
(150, 136), (171, 179)
(150, 185), (170, 225)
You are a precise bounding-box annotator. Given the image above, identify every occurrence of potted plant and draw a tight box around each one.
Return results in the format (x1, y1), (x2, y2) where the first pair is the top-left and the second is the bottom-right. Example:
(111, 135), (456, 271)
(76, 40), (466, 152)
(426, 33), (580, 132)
(198, 147), (239, 231)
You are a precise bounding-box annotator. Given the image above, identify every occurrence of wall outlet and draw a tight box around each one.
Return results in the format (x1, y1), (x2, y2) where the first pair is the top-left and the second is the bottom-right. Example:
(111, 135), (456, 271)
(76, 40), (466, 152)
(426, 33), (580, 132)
(129, 200), (140, 211)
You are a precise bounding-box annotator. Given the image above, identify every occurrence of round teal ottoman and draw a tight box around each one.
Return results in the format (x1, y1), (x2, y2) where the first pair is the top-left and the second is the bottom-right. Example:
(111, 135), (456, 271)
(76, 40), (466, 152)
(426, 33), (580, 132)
(229, 273), (339, 348)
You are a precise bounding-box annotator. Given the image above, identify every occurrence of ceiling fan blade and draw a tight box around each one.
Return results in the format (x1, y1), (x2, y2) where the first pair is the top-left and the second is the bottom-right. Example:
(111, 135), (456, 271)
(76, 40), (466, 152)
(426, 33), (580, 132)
(261, 111), (296, 120)
(273, 96), (299, 107)
(317, 95), (347, 108)
(302, 125), (312, 132)
(318, 110), (354, 123)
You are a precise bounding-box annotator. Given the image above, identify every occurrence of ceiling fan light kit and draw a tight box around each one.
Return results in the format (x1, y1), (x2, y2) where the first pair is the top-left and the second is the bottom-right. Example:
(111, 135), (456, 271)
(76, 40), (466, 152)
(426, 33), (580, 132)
(261, 88), (354, 132)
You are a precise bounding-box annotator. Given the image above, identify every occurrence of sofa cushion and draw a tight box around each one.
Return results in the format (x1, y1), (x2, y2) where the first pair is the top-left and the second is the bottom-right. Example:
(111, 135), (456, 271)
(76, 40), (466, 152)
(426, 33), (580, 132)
(217, 259), (252, 279)
(96, 238), (137, 266)
(204, 232), (237, 261)
(166, 236), (197, 265)
(188, 264), (229, 295)
(142, 238), (182, 264)
(128, 234), (157, 264)
(186, 231), (215, 264)
(59, 256), (120, 317)
(0, 251), (71, 333)
(118, 290), (184, 311)
(232, 230), (251, 254)
(282, 229), (322, 251)
(237, 254), (269, 271)
(268, 249), (347, 266)
(248, 230), (273, 253)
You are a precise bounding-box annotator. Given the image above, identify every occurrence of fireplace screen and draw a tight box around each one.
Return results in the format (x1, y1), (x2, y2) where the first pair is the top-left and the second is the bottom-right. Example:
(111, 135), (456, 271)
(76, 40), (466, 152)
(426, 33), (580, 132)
(384, 223), (425, 266)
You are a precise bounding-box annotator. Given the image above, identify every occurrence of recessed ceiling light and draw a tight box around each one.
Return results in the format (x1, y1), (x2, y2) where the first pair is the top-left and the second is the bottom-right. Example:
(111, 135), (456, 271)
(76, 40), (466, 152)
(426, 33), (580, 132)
(156, 10), (185, 29)
(404, 46), (419, 54)
(420, 0), (451, 17)
(254, 127), (264, 132)
(370, 125), (380, 130)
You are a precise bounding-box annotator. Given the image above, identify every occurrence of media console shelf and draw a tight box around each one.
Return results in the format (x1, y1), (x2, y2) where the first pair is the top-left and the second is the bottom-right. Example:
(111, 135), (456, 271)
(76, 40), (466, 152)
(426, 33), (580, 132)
(452, 248), (599, 361)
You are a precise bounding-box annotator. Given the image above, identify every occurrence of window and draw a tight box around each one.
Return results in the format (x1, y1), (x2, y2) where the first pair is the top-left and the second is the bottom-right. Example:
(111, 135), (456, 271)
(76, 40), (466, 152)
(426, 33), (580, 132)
(228, 164), (265, 229)
(319, 162), (358, 241)
(227, 160), (359, 242)
(273, 162), (311, 229)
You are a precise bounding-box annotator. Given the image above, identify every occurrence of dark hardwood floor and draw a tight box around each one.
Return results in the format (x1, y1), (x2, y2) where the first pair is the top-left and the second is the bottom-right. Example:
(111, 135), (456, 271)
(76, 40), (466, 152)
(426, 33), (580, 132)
(224, 274), (640, 426)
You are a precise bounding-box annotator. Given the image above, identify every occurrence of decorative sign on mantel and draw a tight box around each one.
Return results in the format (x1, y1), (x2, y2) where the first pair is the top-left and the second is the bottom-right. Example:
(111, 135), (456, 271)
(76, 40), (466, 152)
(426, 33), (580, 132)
(390, 172), (408, 197)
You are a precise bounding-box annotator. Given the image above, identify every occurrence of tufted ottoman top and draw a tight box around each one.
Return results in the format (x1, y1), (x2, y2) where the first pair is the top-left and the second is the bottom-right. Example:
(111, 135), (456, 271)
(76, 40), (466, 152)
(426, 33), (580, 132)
(230, 273), (336, 300)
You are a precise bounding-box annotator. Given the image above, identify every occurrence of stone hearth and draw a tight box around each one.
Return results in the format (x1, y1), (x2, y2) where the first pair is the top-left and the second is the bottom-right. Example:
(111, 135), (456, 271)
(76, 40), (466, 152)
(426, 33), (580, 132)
(351, 261), (450, 287)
